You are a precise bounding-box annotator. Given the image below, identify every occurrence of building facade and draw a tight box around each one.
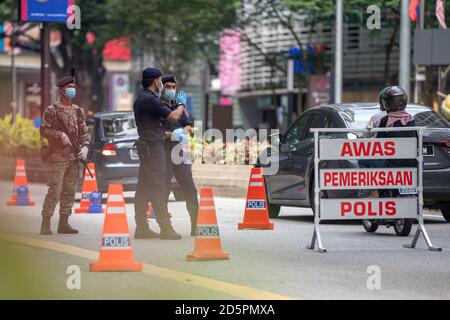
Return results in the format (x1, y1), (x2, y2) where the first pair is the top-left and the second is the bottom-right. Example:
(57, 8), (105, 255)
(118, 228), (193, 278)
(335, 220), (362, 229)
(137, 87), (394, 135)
(238, 0), (400, 130)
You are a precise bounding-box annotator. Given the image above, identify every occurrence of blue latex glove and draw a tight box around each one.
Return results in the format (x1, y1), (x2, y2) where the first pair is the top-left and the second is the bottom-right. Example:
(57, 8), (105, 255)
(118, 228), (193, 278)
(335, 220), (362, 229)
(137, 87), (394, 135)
(178, 133), (189, 145)
(172, 128), (188, 145)
(176, 90), (187, 106)
(172, 128), (184, 142)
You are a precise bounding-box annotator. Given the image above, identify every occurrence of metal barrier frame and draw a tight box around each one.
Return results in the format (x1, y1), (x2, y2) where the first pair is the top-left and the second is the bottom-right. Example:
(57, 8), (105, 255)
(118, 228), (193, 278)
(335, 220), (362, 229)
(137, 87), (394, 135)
(307, 127), (442, 253)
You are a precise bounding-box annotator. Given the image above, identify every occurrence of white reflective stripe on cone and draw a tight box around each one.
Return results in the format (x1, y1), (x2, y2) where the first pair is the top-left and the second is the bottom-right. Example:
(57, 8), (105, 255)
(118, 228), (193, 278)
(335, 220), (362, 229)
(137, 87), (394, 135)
(250, 182), (263, 187)
(16, 166), (25, 170)
(200, 197), (214, 201)
(108, 195), (124, 202)
(15, 172), (25, 176)
(251, 174), (263, 179)
(199, 206), (215, 210)
(106, 206), (125, 214)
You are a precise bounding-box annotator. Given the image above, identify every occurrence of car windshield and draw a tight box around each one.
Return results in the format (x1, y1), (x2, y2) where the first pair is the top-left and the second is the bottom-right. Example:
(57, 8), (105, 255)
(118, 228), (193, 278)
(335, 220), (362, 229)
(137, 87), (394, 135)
(341, 107), (450, 129)
(102, 116), (138, 138)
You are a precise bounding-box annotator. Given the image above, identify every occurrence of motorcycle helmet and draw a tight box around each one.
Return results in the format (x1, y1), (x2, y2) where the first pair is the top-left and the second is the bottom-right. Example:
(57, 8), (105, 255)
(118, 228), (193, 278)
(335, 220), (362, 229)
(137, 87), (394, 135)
(378, 87), (390, 111)
(379, 86), (408, 112)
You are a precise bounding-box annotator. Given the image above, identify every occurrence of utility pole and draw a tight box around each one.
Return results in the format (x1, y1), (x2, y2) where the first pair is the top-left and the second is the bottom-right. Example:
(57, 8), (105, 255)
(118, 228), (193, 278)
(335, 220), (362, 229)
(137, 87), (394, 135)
(11, 26), (17, 123)
(40, 22), (51, 115)
(287, 57), (294, 126)
(399, 0), (411, 96)
(414, 0), (425, 103)
(203, 66), (210, 130)
(334, 0), (343, 104)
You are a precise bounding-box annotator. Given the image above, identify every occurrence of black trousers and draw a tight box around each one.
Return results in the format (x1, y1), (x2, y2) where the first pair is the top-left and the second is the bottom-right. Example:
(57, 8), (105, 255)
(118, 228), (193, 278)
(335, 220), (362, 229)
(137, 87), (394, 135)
(134, 142), (170, 228)
(165, 143), (198, 226)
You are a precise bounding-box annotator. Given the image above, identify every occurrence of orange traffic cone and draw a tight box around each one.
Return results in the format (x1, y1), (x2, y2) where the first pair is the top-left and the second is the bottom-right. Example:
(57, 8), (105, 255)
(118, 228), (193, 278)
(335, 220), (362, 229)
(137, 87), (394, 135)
(187, 187), (229, 261)
(90, 184), (142, 272)
(238, 167), (274, 230)
(75, 163), (103, 214)
(7, 159), (35, 206)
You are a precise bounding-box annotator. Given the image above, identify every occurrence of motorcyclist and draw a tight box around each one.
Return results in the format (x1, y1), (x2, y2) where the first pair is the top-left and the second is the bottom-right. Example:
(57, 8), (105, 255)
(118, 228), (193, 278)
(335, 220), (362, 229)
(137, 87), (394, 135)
(361, 86), (416, 236)
(359, 86), (416, 196)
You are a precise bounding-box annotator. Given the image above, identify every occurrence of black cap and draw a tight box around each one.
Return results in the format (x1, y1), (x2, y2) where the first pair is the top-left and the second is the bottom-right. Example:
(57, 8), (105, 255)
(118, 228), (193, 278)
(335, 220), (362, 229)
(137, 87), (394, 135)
(162, 75), (176, 84)
(142, 67), (161, 80)
(57, 68), (76, 87)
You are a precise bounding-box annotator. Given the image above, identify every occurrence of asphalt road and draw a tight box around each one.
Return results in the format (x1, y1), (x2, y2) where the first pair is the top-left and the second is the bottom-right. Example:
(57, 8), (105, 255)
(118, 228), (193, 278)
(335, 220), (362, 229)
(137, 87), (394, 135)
(0, 181), (449, 300)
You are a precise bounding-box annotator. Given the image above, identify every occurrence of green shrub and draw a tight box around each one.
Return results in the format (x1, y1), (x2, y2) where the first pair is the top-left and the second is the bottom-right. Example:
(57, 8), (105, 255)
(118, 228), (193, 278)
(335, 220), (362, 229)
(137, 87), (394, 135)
(0, 114), (46, 159)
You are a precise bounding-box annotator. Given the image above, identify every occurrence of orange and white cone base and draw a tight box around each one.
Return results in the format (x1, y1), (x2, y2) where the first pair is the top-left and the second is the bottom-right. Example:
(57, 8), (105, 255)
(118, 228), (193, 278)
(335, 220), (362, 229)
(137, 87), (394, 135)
(7, 159), (35, 206)
(238, 167), (274, 230)
(90, 184), (142, 272)
(187, 187), (229, 261)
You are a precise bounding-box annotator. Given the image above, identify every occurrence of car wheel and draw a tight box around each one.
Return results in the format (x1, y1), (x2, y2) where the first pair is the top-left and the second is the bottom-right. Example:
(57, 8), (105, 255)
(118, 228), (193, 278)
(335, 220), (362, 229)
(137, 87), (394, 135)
(441, 208), (450, 222)
(394, 219), (413, 237)
(263, 176), (281, 218)
(362, 220), (378, 232)
(268, 203), (281, 218)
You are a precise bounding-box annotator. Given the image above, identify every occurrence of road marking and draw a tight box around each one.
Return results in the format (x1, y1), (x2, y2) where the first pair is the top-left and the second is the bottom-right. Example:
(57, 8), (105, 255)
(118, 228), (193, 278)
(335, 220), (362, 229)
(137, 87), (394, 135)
(0, 233), (295, 300)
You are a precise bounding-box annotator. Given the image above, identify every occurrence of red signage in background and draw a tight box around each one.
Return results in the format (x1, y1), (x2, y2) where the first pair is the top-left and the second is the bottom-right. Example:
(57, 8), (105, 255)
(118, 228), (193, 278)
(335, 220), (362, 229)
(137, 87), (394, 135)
(219, 29), (240, 96)
(308, 75), (330, 108)
(103, 36), (132, 61)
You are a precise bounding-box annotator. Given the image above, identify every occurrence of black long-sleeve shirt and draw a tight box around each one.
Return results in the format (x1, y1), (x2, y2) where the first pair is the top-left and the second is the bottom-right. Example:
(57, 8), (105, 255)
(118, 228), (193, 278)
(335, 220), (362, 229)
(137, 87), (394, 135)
(133, 88), (173, 143)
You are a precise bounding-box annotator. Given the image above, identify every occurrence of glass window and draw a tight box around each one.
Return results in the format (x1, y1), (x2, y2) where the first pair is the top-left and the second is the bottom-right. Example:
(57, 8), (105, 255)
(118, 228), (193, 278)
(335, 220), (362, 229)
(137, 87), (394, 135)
(341, 106), (450, 129)
(305, 114), (329, 139)
(411, 110), (450, 128)
(102, 116), (138, 138)
(284, 115), (311, 145)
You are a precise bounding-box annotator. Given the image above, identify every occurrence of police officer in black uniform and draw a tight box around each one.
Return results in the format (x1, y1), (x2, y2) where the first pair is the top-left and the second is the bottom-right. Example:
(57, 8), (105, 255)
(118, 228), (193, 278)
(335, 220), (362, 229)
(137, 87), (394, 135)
(160, 75), (199, 236)
(133, 67), (185, 240)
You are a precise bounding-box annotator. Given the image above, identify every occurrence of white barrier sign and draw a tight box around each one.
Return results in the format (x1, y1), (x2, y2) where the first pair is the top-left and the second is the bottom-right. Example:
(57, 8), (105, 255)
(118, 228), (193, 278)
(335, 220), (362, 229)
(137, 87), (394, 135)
(320, 198), (418, 220)
(320, 138), (417, 160)
(320, 168), (417, 190)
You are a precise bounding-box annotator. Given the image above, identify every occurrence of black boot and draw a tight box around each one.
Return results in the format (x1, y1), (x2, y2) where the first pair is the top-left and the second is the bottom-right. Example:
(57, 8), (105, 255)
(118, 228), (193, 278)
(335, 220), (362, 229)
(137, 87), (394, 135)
(160, 223), (182, 240)
(134, 216), (159, 239)
(135, 225), (160, 239)
(57, 215), (79, 234)
(40, 216), (52, 235)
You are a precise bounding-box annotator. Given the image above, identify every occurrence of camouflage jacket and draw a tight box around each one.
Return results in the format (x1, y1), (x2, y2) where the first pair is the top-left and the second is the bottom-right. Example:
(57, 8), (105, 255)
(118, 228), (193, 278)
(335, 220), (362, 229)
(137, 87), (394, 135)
(40, 101), (89, 162)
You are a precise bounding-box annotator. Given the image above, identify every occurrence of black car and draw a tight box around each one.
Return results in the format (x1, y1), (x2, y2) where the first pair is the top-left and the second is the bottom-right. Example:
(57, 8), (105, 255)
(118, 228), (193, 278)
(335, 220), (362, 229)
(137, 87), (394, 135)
(263, 103), (450, 222)
(87, 111), (140, 192)
(87, 111), (181, 196)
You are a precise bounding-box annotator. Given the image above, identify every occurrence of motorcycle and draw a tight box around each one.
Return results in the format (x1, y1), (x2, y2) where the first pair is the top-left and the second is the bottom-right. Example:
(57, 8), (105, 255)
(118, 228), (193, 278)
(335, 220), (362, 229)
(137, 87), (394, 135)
(361, 188), (416, 237)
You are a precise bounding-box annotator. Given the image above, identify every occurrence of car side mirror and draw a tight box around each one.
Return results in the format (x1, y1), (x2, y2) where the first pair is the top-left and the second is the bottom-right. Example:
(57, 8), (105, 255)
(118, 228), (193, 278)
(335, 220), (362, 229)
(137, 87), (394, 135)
(269, 132), (282, 145)
(281, 143), (297, 153)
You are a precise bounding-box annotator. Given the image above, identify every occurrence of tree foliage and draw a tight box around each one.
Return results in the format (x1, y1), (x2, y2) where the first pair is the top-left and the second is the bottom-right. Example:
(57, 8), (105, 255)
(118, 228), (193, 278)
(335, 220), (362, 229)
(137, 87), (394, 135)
(0, 0), (236, 110)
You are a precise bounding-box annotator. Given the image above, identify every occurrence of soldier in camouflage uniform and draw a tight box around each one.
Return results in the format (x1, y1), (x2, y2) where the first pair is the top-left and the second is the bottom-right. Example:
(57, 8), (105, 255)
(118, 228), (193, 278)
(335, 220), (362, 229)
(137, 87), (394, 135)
(40, 73), (89, 235)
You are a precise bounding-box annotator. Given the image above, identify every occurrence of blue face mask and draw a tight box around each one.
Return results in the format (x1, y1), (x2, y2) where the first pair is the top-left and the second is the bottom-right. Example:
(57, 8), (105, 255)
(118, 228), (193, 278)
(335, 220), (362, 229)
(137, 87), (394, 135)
(164, 89), (176, 101)
(65, 87), (76, 99)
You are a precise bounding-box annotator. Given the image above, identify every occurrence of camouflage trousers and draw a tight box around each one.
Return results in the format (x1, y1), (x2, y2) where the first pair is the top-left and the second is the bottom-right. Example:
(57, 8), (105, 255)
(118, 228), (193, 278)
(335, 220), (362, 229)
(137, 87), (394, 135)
(41, 161), (80, 217)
